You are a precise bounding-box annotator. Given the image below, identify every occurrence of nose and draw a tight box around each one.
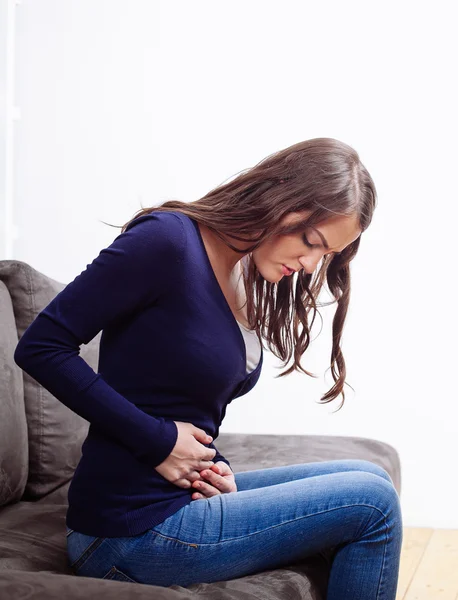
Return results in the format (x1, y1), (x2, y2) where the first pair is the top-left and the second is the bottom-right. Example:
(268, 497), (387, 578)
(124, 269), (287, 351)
(298, 254), (322, 275)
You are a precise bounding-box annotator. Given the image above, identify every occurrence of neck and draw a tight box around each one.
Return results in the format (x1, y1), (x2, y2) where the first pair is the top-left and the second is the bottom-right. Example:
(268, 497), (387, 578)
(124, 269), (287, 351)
(199, 223), (251, 278)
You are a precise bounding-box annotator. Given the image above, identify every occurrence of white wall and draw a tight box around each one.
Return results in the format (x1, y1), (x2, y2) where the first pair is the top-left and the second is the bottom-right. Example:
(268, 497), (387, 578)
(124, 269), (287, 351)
(11, 0), (458, 528)
(0, 0), (17, 259)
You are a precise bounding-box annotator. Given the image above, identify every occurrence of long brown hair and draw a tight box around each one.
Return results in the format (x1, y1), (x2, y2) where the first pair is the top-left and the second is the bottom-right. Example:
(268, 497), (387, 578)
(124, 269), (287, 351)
(104, 138), (377, 410)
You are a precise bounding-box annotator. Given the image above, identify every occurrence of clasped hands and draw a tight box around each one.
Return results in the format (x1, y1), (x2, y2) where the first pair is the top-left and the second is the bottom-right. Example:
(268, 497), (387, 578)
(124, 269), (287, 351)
(190, 460), (237, 500)
(155, 422), (238, 500)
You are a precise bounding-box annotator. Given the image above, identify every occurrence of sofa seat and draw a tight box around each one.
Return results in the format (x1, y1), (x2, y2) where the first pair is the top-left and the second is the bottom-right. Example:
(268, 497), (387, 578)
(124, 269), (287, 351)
(0, 432), (400, 599)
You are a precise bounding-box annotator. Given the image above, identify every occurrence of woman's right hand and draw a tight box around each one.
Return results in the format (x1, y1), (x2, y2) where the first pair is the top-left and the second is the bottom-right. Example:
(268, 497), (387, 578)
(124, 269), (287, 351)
(154, 421), (217, 489)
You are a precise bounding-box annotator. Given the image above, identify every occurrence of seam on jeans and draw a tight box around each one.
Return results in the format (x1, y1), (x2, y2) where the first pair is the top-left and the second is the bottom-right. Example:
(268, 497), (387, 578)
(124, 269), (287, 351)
(375, 511), (389, 598)
(103, 565), (138, 583)
(352, 506), (376, 542)
(149, 530), (199, 548)
(159, 503), (390, 547)
(71, 536), (106, 570)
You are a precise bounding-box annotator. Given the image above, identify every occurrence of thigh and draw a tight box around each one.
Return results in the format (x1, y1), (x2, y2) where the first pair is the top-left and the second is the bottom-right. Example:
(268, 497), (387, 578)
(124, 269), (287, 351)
(96, 469), (400, 588)
(234, 458), (393, 492)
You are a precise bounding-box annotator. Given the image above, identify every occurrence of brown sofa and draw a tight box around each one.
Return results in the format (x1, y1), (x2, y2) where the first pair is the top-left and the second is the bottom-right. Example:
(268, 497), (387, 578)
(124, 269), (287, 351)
(0, 259), (402, 599)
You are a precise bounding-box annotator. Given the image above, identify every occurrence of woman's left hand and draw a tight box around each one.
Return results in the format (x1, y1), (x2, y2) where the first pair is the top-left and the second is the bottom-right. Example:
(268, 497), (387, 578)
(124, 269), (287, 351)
(191, 461), (237, 499)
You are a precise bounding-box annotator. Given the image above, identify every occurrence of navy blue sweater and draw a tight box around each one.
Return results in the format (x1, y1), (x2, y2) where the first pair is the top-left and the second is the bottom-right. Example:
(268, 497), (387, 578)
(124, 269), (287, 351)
(14, 210), (263, 537)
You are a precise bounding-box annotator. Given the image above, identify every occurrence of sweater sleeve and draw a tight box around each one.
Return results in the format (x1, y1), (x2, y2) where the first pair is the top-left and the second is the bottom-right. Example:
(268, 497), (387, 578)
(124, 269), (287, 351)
(13, 212), (184, 469)
(208, 441), (231, 469)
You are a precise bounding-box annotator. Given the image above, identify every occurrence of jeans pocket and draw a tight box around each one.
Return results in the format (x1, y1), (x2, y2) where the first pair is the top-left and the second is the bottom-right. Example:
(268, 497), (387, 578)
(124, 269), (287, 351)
(102, 566), (138, 584)
(67, 532), (106, 572)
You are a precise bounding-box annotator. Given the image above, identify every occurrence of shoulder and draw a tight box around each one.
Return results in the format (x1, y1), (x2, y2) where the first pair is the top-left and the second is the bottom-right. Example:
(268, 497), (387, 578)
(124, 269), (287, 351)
(123, 210), (186, 257)
(125, 210), (185, 236)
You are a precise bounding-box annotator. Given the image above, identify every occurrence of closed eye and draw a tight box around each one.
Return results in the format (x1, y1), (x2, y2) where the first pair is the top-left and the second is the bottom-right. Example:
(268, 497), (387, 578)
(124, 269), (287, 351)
(303, 234), (341, 256)
(302, 234), (318, 248)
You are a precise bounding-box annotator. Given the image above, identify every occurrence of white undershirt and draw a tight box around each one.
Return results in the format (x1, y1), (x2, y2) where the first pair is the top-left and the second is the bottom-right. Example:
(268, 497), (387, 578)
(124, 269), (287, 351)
(236, 321), (262, 374)
(235, 257), (262, 374)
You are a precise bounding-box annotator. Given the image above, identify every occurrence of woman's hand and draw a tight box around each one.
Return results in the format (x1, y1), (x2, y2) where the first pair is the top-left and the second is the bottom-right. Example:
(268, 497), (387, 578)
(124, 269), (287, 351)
(191, 461), (237, 499)
(154, 421), (216, 489)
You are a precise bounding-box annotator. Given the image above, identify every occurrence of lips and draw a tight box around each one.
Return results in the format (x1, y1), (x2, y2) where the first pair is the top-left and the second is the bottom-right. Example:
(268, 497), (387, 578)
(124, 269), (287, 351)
(281, 264), (294, 276)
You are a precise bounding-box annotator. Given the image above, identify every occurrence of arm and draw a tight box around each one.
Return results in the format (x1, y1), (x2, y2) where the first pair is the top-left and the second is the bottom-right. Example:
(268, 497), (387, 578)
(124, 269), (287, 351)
(14, 212), (185, 468)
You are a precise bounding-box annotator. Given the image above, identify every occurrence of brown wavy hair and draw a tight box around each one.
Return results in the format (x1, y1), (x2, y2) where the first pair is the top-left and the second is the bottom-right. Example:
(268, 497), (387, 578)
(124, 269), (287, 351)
(103, 137), (377, 410)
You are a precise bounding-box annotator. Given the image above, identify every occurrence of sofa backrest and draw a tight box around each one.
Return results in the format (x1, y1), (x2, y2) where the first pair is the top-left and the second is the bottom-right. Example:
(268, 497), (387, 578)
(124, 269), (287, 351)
(0, 260), (101, 502)
(0, 279), (29, 506)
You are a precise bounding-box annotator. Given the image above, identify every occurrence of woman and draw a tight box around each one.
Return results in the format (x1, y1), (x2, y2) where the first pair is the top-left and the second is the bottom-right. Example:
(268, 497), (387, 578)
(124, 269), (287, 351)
(14, 137), (402, 598)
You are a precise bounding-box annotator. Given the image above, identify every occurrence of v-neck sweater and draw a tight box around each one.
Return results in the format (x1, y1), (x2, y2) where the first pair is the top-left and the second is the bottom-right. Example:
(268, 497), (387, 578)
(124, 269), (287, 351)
(13, 210), (264, 538)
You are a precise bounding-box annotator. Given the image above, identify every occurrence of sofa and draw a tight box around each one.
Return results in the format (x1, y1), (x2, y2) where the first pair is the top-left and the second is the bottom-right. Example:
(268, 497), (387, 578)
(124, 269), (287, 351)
(0, 259), (402, 600)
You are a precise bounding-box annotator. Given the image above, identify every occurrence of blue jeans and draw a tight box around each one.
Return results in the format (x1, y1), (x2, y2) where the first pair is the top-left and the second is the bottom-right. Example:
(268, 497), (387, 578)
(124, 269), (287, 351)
(66, 459), (403, 599)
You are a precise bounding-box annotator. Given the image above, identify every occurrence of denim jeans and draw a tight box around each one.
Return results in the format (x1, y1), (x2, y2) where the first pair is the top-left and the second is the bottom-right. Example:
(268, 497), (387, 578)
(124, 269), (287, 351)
(66, 459), (403, 599)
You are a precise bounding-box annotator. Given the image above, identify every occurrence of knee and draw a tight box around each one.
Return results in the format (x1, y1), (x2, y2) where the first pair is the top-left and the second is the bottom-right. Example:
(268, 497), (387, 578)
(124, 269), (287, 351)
(355, 472), (403, 525)
(341, 459), (394, 486)
(350, 472), (403, 544)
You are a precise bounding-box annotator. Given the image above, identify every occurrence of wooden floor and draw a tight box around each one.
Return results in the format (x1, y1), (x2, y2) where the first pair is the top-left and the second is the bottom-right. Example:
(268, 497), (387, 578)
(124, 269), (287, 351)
(397, 527), (458, 599)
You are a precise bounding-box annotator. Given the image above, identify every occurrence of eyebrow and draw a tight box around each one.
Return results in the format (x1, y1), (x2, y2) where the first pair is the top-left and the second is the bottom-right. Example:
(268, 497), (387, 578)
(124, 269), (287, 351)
(308, 226), (349, 254)
(309, 226), (330, 250)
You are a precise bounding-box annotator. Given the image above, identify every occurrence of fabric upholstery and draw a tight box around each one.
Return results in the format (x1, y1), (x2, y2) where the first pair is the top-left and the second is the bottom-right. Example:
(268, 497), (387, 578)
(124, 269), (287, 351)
(0, 261), (100, 499)
(0, 281), (28, 507)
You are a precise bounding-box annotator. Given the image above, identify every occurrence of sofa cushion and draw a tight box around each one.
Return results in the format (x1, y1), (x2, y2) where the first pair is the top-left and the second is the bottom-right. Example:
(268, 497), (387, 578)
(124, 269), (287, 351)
(0, 281), (29, 507)
(0, 261), (101, 500)
(0, 562), (329, 600)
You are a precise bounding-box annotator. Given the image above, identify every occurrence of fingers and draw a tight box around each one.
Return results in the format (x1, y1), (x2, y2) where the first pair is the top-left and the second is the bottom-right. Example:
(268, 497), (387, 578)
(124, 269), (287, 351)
(191, 479), (221, 498)
(187, 470), (205, 483)
(176, 469), (206, 489)
(177, 464), (216, 489)
(194, 469), (228, 493)
(176, 478), (193, 489)
(190, 466), (236, 500)
(207, 448), (217, 461)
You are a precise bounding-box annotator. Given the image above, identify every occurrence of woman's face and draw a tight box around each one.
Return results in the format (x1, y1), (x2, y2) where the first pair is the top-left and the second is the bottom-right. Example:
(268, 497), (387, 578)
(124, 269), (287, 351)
(251, 211), (362, 282)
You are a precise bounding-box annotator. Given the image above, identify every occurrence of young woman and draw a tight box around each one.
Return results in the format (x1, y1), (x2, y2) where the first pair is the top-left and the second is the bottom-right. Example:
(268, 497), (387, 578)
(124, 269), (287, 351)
(14, 137), (402, 599)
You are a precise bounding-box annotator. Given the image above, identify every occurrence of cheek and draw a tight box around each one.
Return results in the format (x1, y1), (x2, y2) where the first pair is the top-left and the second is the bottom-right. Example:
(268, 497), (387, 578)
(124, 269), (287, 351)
(253, 242), (274, 266)
(252, 236), (292, 269)
(259, 237), (284, 256)
(270, 239), (295, 260)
